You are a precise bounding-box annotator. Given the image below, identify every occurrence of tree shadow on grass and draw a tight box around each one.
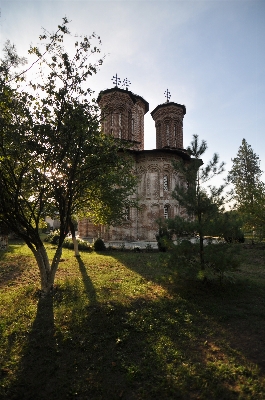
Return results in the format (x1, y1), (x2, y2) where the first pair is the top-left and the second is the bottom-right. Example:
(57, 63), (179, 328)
(76, 255), (97, 305)
(109, 251), (265, 394)
(6, 294), (58, 400)
(5, 253), (265, 399)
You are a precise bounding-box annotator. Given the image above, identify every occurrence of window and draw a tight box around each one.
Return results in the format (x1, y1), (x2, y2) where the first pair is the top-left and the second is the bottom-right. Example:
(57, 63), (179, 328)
(156, 123), (161, 147)
(131, 118), (134, 135)
(124, 206), (130, 220)
(174, 124), (177, 147)
(164, 205), (169, 219)
(119, 112), (122, 125)
(119, 128), (122, 139)
(166, 123), (170, 146)
(111, 112), (114, 126)
(163, 175), (169, 191)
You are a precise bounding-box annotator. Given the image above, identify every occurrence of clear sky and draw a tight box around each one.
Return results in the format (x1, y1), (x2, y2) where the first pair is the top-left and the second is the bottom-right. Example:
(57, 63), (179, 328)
(1, 0), (265, 184)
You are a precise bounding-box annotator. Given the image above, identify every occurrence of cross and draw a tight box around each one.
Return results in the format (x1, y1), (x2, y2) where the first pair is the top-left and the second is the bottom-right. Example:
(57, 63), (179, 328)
(164, 89), (171, 103)
(111, 74), (121, 87)
(122, 78), (131, 90)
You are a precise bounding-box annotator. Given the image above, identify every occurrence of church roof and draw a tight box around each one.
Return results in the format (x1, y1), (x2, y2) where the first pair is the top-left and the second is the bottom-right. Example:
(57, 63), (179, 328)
(127, 147), (192, 161)
(97, 87), (149, 114)
(151, 101), (186, 116)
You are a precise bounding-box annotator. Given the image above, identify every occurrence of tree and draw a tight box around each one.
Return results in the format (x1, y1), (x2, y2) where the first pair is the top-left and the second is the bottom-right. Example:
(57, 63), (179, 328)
(0, 18), (137, 294)
(228, 139), (265, 239)
(171, 134), (226, 270)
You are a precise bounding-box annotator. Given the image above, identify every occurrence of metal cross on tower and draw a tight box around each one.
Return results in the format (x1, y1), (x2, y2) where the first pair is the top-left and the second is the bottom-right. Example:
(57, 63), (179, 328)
(164, 89), (171, 103)
(122, 78), (131, 90)
(111, 74), (121, 87)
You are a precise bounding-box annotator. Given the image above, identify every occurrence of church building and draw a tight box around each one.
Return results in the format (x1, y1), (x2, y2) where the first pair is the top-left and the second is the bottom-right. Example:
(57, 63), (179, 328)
(78, 79), (192, 242)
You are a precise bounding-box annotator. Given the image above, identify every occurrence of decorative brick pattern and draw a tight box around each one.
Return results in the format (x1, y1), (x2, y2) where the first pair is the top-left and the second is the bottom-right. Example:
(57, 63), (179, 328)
(98, 88), (148, 151)
(151, 102), (186, 149)
(78, 89), (190, 242)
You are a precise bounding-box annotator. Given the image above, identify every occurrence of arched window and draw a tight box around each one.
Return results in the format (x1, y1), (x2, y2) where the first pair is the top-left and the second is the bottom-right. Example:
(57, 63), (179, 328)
(118, 112), (122, 139)
(131, 118), (135, 136)
(124, 206), (130, 220)
(174, 124), (177, 147)
(166, 123), (170, 146)
(164, 205), (169, 219)
(163, 175), (169, 191)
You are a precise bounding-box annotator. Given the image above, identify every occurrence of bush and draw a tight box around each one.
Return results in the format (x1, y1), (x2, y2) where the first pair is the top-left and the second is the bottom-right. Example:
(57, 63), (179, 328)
(63, 237), (93, 252)
(44, 230), (60, 244)
(156, 225), (173, 252)
(94, 238), (106, 252)
(168, 240), (200, 279)
(168, 240), (241, 283)
(145, 243), (153, 252)
(224, 231), (245, 243)
(204, 243), (241, 282)
(45, 231), (93, 252)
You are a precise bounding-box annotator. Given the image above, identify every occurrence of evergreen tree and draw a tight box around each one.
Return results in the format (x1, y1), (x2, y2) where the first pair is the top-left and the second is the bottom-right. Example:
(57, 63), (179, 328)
(171, 134), (226, 270)
(228, 139), (265, 239)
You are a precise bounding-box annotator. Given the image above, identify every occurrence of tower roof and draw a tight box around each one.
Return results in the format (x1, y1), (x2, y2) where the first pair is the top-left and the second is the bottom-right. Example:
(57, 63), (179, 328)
(151, 101), (186, 117)
(97, 87), (149, 114)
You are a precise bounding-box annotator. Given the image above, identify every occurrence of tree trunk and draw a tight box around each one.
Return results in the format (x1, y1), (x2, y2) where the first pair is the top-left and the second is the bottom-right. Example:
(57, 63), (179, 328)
(69, 219), (79, 256)
(32, 244), (62, 294)
(72, 237), (79, 256)
(199, 234), (205, 270)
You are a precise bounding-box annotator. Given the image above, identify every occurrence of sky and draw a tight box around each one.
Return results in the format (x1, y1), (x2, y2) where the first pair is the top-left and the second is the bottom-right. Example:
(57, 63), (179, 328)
(1, 0), (265, 185)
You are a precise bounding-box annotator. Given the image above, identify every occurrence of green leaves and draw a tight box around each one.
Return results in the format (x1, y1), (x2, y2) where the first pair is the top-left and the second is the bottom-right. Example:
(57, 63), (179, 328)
(0, 19), (136, 291)
(171, 135), (229, 270)
(228, 139), (265, 239)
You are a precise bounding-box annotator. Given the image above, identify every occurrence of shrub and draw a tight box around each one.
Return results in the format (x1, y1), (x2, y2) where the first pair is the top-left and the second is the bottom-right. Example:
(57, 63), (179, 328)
(63, 237), (92, 252)
(45, 232), (93, 252)
(156, 224), (173, 252)
(94, 238), (106, 252)
(45, 230), (60, 244)
(133, 246), (141, 252)
(168, 240), (241, 283)
(169, 240), (200, 279)
(145, 243), (153, 252)
(119, 243), (126, 251)
(224, 231), (245, 243)
(204, 243), (241, 282)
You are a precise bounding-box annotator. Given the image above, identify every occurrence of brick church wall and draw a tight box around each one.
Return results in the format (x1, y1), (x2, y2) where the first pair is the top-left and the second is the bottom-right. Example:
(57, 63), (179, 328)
(78, 87), (190, 242)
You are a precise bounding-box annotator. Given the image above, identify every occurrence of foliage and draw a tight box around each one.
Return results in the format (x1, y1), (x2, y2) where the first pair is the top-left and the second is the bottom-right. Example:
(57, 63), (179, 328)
(167, 240), (200, 279)
(94, 237), (106, 251)
(155, 219), (174, 252)
(44, 231), (92, 251)
(0, 19), (137, 293)
(63, 237), (93, 252)
(171, 134), (227, 270)
(44, 230), (61, 245)
(167, 239), (241, 282)
(204, 243), (241, 282)
(213, 211), (245, 243)
(228, 139), (265, 239)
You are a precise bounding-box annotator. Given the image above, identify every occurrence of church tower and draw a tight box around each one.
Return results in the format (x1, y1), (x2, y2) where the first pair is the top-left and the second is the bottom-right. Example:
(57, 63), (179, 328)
(78, 82), (192, 242)
(151, 90), (186, 149)
(97, 77), (149, 150)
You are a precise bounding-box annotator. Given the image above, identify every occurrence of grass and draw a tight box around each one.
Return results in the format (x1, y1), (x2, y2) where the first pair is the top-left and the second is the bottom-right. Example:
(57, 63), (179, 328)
(0, 241), (265, 399)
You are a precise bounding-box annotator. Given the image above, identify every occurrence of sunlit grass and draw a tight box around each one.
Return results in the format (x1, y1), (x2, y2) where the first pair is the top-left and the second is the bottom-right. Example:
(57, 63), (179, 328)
(0, 242), (265, 399)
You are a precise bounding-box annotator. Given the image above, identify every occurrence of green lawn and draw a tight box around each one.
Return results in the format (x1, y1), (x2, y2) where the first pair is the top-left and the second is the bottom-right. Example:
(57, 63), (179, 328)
(0, 242), (265, 399)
